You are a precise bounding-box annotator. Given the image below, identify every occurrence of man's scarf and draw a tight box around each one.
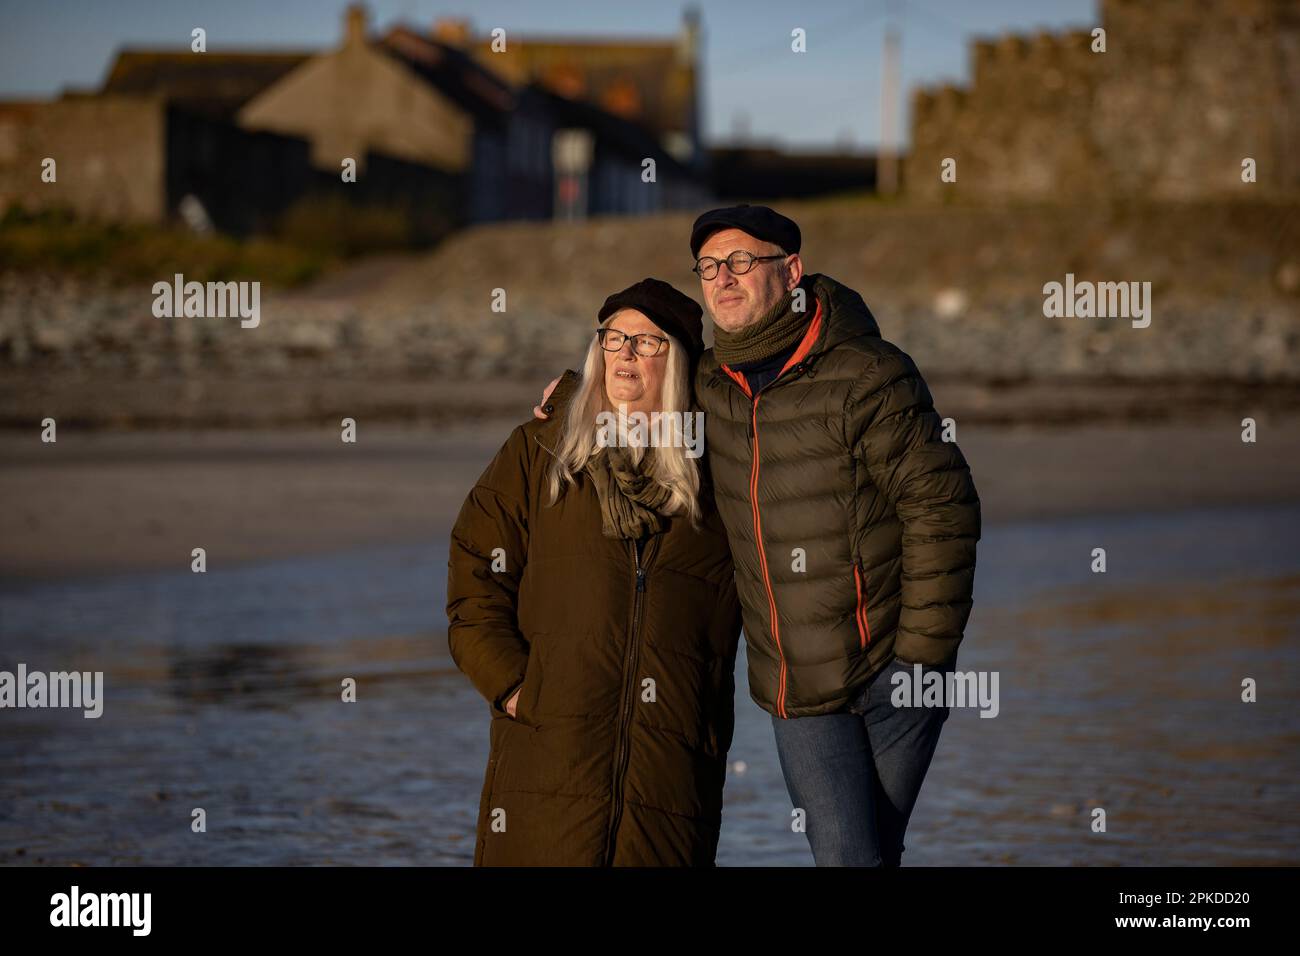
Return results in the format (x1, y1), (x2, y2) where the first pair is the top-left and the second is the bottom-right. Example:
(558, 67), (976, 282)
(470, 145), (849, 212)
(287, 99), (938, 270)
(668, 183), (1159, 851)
(712, 285), (809, 367)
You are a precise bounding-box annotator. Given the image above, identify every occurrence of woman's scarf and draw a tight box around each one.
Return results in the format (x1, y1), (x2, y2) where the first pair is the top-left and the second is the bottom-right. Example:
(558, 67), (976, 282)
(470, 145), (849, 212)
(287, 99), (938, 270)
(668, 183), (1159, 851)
(583, 442), (674, 540)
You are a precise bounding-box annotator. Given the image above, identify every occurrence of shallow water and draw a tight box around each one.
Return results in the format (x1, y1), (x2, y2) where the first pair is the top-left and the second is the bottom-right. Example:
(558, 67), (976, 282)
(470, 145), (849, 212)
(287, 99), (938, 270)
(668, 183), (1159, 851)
(1, 504), (1297, 866)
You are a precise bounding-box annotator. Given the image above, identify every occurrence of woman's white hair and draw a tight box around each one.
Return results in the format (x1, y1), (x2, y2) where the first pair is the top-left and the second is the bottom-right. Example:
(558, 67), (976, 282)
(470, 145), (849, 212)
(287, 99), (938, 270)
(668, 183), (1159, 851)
(546, 311), (702, 528)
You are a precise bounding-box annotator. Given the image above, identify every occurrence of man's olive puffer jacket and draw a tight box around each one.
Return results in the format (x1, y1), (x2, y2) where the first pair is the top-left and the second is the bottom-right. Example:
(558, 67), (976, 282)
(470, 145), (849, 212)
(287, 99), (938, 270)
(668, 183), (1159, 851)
(695, 272), (981, 718)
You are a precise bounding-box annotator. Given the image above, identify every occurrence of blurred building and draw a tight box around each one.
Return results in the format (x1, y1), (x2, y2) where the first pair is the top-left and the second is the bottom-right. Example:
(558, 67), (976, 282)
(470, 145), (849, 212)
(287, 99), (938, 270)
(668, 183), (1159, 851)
(0, 92), (320, 235)
(436, 10), (704, 172)
(0, 4), (710, 242)
(907, 0), (1300, 202)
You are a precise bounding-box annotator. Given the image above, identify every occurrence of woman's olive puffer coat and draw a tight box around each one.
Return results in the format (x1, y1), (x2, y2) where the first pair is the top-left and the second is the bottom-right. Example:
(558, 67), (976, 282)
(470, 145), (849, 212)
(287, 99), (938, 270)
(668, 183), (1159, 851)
(446, 377), (743, 866)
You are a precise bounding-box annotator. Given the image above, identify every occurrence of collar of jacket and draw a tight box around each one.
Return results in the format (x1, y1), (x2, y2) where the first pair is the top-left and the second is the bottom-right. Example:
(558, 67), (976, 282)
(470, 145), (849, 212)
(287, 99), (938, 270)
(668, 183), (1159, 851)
(697, 272), (881, 383)
(532, 368), (582, 453)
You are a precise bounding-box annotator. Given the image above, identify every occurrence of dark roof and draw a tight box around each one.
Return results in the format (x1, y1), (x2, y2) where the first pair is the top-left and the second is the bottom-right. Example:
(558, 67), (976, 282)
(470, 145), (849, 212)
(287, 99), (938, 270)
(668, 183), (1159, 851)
(378, 26), (515, 120)
(101, 49), (312, 117)
(94, 28), (690, 175)
(467, 34), (696, 140)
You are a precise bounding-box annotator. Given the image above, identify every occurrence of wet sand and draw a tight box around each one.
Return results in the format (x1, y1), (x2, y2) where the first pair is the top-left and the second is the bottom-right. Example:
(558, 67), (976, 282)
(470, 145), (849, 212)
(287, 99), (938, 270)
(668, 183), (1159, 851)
(2, 412), (1299, 580)
(2, 412), (1298, 866)
(2, 506), (1296, 866)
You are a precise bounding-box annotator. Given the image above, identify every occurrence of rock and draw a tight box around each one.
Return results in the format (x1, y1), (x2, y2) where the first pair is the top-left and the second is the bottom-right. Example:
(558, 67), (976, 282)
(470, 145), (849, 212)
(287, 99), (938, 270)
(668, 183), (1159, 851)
(283, 322), (340, 355)
(1276, 261), (1300, 294)
(933, 288), (968, 320)
(32, 325), (73, 351)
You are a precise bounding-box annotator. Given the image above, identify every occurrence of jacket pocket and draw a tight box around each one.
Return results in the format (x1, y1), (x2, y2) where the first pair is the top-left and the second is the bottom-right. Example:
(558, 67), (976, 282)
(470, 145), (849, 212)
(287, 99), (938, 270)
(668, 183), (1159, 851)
(512, 646), (543, 730)
(852, 562), (871, 650)
(480, 718), (509, 839)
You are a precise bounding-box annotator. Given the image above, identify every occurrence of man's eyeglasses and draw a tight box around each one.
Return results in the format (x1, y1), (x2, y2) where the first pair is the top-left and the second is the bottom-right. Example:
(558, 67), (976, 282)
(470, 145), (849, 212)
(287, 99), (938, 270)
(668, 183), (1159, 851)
(692, 250), (786, 280)
(598, 327), (668, 357)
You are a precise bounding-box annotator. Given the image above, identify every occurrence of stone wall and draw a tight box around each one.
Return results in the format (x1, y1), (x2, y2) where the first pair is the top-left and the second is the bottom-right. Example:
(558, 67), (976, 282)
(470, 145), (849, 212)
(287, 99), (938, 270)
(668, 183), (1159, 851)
(3, 200), (1296, 388)
(0, 95), (166, 222)
(908, 0), (1300, 201)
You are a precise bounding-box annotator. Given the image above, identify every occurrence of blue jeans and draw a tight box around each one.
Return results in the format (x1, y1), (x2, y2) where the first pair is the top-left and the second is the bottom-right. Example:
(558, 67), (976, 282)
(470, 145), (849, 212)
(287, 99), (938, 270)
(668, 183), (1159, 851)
(770, 656), (951, 866)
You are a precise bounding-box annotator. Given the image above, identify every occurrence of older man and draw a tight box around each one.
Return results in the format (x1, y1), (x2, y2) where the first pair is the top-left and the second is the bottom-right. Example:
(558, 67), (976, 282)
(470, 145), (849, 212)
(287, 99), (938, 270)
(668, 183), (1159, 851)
(537, 204), (980, 866)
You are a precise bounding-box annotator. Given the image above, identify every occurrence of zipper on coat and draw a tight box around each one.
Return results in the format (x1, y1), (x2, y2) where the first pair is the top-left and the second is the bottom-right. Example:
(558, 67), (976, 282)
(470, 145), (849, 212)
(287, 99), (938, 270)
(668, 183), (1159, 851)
(604, 535), (648, 864)
(715, 299), (823, 719)
(724, 362), (810, 720)
(852, 562), (871, 650)
(746, 393), (788, 717)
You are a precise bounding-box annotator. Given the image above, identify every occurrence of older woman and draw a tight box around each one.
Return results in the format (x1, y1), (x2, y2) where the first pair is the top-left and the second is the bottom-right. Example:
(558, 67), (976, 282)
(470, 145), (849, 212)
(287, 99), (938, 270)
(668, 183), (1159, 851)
(447, 278), (742, 866)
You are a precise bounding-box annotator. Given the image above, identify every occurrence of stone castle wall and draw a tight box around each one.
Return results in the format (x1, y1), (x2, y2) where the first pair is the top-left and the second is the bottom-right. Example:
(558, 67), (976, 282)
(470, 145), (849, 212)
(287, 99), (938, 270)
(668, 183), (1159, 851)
(908, 0), (1300, 201)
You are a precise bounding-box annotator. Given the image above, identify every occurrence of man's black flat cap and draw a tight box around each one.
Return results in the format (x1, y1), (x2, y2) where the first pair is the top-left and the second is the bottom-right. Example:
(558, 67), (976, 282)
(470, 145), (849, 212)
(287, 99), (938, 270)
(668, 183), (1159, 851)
(689, 203), (801, 259)
(598, 277), (704, 358)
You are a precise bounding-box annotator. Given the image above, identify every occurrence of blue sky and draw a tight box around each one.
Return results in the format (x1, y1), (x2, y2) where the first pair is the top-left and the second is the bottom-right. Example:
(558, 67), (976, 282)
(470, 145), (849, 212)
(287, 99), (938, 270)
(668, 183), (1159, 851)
(0, 0), (1098, 149)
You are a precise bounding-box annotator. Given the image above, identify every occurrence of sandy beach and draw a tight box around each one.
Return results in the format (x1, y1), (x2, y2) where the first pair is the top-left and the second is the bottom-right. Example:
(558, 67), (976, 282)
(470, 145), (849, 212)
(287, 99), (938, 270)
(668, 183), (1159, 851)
(2, 411), (1298, 580)
(4, 412), (1298, 866)
(3, 0), (1297, 874)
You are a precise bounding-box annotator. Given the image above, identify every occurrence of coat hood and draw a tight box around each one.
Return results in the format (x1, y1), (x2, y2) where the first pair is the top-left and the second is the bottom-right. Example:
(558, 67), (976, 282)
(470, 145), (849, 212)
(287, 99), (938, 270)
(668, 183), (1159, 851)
(803, 272), (881, 356)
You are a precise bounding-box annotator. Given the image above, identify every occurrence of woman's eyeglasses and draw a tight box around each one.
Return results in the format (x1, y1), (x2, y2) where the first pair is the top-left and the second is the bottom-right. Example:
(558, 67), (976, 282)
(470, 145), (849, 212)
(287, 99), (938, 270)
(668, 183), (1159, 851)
(598, 328), (668, 357)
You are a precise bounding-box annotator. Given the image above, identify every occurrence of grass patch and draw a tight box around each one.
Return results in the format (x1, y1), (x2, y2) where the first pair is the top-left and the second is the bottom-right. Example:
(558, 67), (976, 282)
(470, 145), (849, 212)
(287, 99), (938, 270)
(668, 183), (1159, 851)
(0, 205), (337, 288)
